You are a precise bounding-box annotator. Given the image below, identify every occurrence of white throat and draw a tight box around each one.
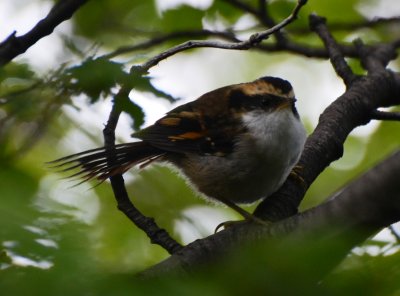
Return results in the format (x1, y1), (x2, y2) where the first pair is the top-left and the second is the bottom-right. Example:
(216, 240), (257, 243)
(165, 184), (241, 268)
(241, 109), (305, 155)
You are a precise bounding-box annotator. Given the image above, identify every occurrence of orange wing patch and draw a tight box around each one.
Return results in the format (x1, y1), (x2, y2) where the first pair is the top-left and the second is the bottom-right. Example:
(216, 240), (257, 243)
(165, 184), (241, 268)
(177, 111), (198, 119)
(158, 117), (181, 126)
(168, 131), (204, 141)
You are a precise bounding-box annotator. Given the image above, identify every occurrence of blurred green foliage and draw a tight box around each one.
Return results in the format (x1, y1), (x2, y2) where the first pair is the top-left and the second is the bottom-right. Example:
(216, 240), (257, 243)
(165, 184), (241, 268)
(0, 0), (399, 294)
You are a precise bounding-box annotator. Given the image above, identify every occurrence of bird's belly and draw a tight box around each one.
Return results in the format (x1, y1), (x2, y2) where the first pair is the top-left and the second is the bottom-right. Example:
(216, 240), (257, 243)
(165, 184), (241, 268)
(177, 151), (294, 204)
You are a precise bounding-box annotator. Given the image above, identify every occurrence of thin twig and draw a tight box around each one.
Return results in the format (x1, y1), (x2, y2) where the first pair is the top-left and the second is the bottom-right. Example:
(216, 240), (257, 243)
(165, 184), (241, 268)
(103, 85), (183, 255)
(309, 14), (356, 87)
(223, 0), (286, 42)
(139, 0), (307, 71)
(0, 0), (89, 66)
(371, 110), (400, 121)
(257, 0), (287, 44)
(105, 30), (359, 61)
(103, 30), (239, 59)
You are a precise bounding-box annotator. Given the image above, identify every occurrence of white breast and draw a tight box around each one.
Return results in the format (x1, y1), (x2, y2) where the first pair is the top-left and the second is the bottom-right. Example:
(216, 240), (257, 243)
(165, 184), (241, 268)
(229, 108), (306, 202)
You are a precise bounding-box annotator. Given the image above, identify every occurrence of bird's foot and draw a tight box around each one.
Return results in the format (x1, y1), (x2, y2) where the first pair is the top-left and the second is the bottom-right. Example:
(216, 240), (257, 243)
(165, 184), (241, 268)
(214, 213), (270, 233)
(289, 165), (307, 189)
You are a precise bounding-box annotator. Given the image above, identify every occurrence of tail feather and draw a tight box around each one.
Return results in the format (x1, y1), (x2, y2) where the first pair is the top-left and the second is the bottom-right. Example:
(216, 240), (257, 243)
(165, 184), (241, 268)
(48, 142), (165, 182)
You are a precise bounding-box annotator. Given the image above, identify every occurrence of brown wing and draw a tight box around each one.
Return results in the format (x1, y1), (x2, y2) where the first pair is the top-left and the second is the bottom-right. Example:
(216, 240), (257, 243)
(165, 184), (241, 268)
(133, 90), (241, 156)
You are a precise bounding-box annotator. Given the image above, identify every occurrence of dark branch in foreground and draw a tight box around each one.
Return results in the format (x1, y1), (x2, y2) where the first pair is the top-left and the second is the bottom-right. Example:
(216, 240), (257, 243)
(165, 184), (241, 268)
(141, 150), (400, 278)
(0, 0), (89, 66)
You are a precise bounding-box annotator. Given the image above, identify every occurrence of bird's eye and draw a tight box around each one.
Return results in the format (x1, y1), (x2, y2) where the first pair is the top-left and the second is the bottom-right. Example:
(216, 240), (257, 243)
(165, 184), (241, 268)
(261, 98), (271, 107)
(229, 90), (246, 109)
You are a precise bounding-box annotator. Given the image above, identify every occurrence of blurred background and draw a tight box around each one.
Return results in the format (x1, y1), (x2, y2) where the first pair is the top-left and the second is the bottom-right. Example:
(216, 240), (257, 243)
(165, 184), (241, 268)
(1, 0), (400, 294)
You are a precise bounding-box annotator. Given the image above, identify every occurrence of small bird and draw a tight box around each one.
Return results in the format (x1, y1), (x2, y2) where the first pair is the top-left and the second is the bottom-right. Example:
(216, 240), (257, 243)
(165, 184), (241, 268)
(50, 77), (306, 222)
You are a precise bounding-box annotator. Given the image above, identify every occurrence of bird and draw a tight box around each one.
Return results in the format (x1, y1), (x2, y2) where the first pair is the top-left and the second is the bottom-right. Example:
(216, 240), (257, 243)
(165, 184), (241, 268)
(50, 76), (307, 224)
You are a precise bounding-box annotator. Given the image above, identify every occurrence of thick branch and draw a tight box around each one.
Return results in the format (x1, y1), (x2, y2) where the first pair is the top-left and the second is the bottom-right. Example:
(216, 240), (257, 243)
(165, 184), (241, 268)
(141, 150), (400, 277)
(0, 0), (89, 66)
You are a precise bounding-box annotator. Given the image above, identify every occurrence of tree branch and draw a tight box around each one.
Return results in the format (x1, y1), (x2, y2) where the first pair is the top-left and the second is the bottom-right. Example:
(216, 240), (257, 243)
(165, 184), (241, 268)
(309, 14), (356, 87)
(0, 0), (89, 67)
(223, 0), (287, 43)
(141, 150), (400, 277)
(354, 39), (398, 73)
(103, 29), (357, 60)
(371, 110), (400, 121)
(103, 82), (183, 255)
(102, 30), (240, 60)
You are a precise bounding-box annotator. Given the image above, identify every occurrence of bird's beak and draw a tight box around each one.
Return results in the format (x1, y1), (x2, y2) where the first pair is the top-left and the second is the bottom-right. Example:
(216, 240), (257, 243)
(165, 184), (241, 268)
(276, 97), (296, 111)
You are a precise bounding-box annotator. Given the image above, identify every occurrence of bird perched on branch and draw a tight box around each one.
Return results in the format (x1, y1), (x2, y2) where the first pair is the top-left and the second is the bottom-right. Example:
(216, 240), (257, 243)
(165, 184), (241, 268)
(50, 76), (306, 223)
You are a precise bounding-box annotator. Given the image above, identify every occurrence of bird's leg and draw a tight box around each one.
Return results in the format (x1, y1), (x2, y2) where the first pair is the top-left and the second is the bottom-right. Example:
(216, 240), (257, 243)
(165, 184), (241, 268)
(214, 198), (270, 233)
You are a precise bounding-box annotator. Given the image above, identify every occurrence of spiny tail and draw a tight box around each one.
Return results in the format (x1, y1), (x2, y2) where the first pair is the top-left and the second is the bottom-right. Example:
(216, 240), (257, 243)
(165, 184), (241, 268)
(47, 142), (165, 184)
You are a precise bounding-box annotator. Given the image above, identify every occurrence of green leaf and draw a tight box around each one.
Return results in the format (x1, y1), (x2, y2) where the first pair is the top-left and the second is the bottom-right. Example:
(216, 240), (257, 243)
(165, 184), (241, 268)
(301, 0), (364, 23)
(115, 96), (145, 130)
(74, 0), (160, 40)
(268, 1), (297, 21)
(160, 5), (204, 32)
(0, 62), (36, 93)
(129, 71), (177, 102)
(0, 62), (34, 81)
(65, 58), (128, 102)
(208, 0), (256, 24)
